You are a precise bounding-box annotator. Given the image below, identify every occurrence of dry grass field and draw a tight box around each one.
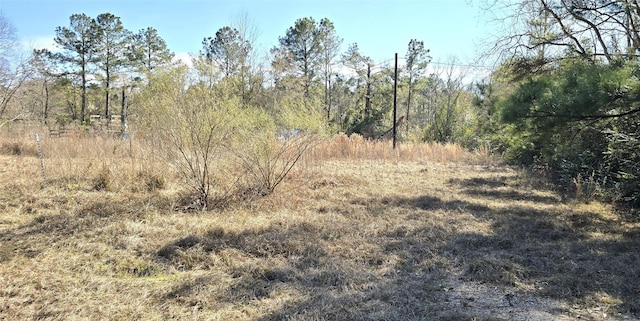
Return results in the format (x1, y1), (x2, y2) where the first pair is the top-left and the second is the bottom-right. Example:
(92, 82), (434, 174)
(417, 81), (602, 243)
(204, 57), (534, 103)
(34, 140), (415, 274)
(0, 129), (639, 320)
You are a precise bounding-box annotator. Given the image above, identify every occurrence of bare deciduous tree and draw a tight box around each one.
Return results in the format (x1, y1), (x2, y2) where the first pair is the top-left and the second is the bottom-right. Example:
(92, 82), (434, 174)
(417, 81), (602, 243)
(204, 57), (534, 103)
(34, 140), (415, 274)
(481, 0), (640, 64)
(0, 13), (30, 121)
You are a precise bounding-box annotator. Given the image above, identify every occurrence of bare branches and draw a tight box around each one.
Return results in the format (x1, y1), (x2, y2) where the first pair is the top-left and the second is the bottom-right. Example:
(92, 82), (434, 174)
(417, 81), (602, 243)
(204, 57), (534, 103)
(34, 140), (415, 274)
(0, 14), (32, 119)
(0, 113), (25, 129)
(0, 13), (17, 63)
(526, 105), (640, 121)
(235, 132), (312, 196)
(481, 0), (640, 64)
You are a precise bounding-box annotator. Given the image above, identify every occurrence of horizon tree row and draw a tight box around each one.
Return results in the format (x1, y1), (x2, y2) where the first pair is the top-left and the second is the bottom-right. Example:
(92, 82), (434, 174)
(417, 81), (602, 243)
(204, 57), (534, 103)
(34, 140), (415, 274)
(5, 3), (638, 206)
(33, 13), (174, 125)
(3, 12), (474, 146)
(196, 16), (451, 139)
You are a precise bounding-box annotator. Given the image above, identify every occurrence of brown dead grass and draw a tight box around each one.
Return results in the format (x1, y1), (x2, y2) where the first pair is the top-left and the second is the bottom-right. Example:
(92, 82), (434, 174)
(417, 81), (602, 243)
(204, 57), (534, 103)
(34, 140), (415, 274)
(0, 131), (638, 320)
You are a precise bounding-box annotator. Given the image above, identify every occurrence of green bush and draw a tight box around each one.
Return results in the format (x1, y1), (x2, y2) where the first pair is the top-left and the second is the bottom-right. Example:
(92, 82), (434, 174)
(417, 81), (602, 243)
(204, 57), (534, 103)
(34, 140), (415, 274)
(493, 59), (640, 205)
(134, 64), (313, 209)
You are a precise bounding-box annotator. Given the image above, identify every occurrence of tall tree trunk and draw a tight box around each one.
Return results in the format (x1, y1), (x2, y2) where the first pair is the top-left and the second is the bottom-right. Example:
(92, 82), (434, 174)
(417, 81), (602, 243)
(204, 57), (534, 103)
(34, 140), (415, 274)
(43, 81), (49, 125)
(121, 86), (127, 130)
(303, 52), (311, 98)
(324, 61), (332, 120)
(406, 73), (413, 134)
(327, 77), (332, 121)
(147, 47), (152, 71)
(105, 64), (110, 122)
(325, 75), (330, 120)
(67, 100), (77, 120)
(81, 58), (87, 125)
(365, 64), (371, 118)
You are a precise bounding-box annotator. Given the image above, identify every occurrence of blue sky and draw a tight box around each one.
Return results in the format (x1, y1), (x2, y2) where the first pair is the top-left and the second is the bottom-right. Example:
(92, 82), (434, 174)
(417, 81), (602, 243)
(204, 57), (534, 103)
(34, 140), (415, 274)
(0, 0), (493, 68)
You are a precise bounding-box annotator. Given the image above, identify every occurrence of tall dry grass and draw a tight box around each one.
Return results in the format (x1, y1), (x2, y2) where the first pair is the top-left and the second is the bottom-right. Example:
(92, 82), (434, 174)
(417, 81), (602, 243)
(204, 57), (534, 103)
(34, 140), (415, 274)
(1, 127), (638, 321)
(0, 128), (170, 195)
(307, 133), (492, 164)
(0, 129), (491, 204)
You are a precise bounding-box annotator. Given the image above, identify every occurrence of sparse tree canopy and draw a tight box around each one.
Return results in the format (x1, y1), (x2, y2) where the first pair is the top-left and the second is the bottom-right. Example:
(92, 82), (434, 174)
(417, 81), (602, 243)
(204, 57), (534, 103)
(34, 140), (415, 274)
(202, 26), (251, 77)
(484, 0), (640, 64)
(0, 13), (17, 68)
(53, 13), (100, 124)
(276, 17), (325, 97)
(341, 43), (370, 76)
(318, 18), (342, 119)
(95, 13), (130, 119)
(404, 39), (431, 131)
(129, 27), (174, 72)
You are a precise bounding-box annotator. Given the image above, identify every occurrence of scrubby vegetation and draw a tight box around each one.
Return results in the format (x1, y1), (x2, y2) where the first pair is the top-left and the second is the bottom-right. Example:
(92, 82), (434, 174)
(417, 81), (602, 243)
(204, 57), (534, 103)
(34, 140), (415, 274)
(2, 2), (640, 319)
(0, 131), (638, 320)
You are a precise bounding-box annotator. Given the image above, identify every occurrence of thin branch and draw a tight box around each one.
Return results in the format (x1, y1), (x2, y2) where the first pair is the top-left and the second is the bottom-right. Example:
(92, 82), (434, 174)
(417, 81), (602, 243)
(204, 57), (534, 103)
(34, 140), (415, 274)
(526, 105), (640, 121)
(540, 0), (592, 61)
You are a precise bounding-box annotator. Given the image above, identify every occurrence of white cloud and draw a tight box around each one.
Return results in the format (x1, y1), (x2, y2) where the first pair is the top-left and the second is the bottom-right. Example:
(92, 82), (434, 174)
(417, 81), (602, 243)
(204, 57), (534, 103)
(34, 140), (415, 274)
(172, 51), (194, 68)
(20, 36), (58, 52)
(427, 60), (493, 86)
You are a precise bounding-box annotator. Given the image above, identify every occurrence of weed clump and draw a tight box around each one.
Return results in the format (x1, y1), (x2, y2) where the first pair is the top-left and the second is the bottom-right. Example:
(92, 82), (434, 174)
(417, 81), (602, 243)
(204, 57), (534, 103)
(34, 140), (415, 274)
(0, 139), (37, 156)
(92, 165), (111, 191)
(134, 169), (165, 192)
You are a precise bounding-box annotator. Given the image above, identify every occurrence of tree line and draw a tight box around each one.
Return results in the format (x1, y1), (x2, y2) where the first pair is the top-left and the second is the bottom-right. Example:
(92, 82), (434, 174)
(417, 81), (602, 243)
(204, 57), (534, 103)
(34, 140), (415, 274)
(2, 12), (476, 143)
(476, 0), (640, 206)
(31, 13), (174, 125)
(3, 3), (639, 207)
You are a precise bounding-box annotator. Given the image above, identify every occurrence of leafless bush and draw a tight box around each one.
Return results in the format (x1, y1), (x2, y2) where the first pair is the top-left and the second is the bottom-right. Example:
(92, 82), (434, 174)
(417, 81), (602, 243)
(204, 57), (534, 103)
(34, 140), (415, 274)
(235, 131), (312, 197)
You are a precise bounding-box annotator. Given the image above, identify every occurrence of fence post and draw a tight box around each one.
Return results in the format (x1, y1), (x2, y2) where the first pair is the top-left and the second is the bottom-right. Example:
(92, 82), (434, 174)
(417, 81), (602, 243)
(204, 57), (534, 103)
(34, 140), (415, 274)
(393, 53), (398, 150)
(35, 133), (47, 188)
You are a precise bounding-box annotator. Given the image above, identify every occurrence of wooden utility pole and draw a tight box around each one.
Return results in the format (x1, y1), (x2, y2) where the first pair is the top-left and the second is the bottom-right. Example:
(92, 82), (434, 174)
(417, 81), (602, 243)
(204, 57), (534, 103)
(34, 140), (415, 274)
(121, 86), (129, 139)
(365, 63), (371, 117)
(121, 87), (127, 125)
(392, 53), (398, 149)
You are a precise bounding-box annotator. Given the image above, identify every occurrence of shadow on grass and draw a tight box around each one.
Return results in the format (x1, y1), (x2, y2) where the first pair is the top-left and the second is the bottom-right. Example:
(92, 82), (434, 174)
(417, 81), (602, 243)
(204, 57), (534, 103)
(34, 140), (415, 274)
(155, 180), (639, 319)
(351, 195), (492, 214)
(448, 176), (511, 188)
(449, 175), (562, 204)
(463, 189), (561, 204)
(443, 175), (640, 315)
(155, 219), (471, 320)
(449, 205), (640, 312)
(4, 169), (636, 319)
(0, 196), (152, 257)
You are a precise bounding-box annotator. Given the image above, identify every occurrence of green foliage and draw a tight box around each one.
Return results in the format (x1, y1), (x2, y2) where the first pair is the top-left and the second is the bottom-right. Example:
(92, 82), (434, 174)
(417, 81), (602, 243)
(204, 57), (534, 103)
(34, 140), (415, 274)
(53, 14), (100, 63)
(416, 68), (478, 146)
(500, 60), (639, 128)
(136, 65), (242, 208)
(279, 17), (323, 71)
(334, 46), (398, 138)
(494, 59), (640, 204)
(405, 39), (430, 76)
(602, 127), (640, 203)
(135, 64), (314, 208)
(342, 103), (390, 138)
(53, 13), (101, 124)
(202, 26), (250, 77)
(318, 18), (342, 119)
(274, 16), (340, 103)
(37, 14), (173, 124)
(271, 94), (326, 134)
(404, 39), (431, 133)
(95, 13), (129, 118)
(128, 27), (174, 73)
